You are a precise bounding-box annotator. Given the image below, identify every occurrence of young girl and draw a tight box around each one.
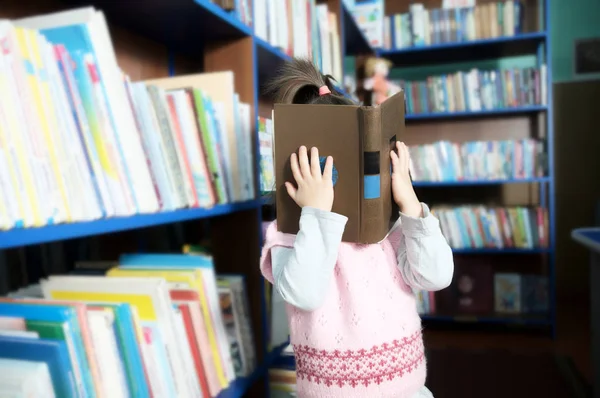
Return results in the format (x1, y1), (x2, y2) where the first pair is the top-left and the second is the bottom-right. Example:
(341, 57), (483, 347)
(260, 59), (454, 398)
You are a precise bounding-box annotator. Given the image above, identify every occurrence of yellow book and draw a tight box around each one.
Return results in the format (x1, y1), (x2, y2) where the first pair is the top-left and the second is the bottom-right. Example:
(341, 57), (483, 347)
(15, 27), (70, 222)
(106, 267), (230, 388)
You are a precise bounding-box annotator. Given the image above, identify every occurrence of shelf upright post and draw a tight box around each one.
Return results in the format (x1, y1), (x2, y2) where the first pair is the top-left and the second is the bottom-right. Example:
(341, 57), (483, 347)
(543, 0), (557, 339)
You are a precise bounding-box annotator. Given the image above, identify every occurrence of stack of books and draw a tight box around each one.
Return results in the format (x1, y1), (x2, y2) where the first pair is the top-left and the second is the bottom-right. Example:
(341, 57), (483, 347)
(432, 205), (549, 250)
(0, 249), (256, 397)
(0, 7), (254, 232)
(253, 0), (343, 82)
(396, 65), (547, 115)
(409, 139), (546, 182)
(382, 1), (527, 50)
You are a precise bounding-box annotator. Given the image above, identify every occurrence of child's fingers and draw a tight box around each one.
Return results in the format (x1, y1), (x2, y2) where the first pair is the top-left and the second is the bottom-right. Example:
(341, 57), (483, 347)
(310, 147), (321, 178)
(284, 182), (297, 200)
(401, 142), (410, 171)
(390, 147), (400, 172)
(298, 146), (311, 178)
(322, 156), (333, 181)
(290, 153), (303, 183)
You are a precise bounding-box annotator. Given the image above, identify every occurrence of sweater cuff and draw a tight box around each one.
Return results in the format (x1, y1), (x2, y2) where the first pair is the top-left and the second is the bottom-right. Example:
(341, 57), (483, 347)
(400, 203), (440, 237)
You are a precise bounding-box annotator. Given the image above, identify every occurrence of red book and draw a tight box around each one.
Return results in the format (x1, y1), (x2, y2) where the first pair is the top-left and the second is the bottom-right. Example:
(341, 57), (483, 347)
(177, 303), (210, 397)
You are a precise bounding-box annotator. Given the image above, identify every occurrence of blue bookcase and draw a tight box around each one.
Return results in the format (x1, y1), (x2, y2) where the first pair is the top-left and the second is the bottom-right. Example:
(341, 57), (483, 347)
(377, 0), (555, 337)
(0, 0), (372, 396)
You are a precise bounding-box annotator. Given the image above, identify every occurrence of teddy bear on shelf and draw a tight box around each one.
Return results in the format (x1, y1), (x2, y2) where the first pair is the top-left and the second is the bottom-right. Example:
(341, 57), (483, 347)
(363, 56), (402, 106)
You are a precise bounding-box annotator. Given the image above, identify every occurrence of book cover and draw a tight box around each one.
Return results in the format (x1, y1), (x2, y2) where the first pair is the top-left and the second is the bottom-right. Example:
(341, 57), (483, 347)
(274, 91), (405, 243)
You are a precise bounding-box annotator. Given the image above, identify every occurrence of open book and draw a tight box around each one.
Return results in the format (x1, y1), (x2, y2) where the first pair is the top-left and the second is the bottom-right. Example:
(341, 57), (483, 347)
(274, 91), (405, 243)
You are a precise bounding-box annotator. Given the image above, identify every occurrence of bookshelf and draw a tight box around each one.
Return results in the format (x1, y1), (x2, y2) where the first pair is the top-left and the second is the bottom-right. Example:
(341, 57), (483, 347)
(0, 0), (374, 397)
(376, 0), (555, 336)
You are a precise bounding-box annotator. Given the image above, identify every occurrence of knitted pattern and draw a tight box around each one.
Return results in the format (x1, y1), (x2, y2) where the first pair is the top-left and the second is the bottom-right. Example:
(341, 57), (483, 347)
(260, 222), (426, 398)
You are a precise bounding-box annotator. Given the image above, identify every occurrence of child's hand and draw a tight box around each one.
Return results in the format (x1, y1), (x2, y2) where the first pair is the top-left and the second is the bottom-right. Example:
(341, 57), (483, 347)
(285, 146), (334, 212)
(391, 141), (422, 217)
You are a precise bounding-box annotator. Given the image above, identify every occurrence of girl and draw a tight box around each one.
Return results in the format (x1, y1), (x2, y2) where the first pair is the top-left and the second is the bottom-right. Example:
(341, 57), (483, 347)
(260, 59), (454, 398)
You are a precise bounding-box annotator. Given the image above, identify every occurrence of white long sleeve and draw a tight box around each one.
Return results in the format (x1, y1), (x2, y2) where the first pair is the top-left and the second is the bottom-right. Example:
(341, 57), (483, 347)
(395, 203), (454, 292)
(270, 203), (453, 312)
(271, 207), (347, 311)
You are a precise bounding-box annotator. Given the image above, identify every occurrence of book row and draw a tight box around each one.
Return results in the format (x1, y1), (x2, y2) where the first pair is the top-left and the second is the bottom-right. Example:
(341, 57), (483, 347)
(0, 8), (254, 231)
(409, 139), (546, 182)
(432, 206), (549, 250)
(254, 0), (343, 82)
(382, 1), (527, 50)
(419, 258), (549, 316)
(0, 249), (256, 398)
(395, 66), (548, 115)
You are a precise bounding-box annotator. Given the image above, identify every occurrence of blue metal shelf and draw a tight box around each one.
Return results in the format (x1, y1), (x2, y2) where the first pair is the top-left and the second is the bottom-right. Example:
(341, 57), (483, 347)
(381, 31), (547, 55)
(421, 313), (551, 325)
(0, 200), (261, 250)
(452, 248), (551, 254)
(413, 177), (550, 187)
(405, 105), (547, 121)
(378, 31), (547, 66)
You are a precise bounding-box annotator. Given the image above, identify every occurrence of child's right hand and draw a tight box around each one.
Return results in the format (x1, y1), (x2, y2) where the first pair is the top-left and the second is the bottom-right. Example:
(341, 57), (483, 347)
(285, 146), (334, 212)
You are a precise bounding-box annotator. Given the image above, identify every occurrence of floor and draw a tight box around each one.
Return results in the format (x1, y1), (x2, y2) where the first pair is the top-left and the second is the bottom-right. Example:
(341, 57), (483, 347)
(423, 301), (592, 383)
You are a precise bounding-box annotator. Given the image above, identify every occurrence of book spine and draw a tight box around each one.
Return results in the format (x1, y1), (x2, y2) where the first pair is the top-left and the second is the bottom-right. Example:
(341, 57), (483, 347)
(358, 105), (383, 243)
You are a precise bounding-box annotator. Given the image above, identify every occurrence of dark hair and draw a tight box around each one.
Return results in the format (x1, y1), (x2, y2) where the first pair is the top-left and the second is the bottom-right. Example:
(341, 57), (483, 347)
(265, 58), (356, 106)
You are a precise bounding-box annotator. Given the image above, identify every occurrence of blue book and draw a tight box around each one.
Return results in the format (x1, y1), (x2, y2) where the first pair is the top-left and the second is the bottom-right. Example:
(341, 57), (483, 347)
(120, 253), (214, 269)
(0, 302), (93, 397)
(98, 303), (151, 398)
(0, 335), (77, 397)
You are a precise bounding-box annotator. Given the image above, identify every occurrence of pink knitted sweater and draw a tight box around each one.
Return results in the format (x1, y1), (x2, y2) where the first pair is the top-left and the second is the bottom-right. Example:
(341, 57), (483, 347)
(260, 221), (425, 398)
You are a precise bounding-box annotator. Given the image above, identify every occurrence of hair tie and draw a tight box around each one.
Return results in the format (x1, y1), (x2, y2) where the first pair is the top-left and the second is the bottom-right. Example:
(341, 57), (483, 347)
(319, 85), (331, 96)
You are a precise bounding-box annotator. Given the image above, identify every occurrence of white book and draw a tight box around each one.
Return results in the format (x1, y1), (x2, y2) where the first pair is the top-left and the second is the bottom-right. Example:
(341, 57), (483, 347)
(0, 50), (34, 228)
(159, 90), (197, 207)
(0, 359), (55, 398)
(18, 27), (70, 224)
(212, 101), (235, 202)
(316, 5), (332, 77)
(267, 0), (278, 46)
(172, 307), (203, 398)
(17, 8), (160, 214)
(168, 90), (214, 208)
(239, 102), (255, 200)
(86, 309), (129, 398)
(131, 83), (183, 210)
(39, 34), (101, 222)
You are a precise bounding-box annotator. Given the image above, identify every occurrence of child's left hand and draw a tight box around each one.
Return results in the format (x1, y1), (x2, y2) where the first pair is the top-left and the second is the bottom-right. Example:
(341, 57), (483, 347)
(390, 141), (423, 218)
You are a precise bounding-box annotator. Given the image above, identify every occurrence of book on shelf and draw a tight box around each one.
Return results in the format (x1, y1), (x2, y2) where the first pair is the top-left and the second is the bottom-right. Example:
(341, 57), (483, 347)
(353, 0), (385, 48)
(418, 265), (548, 317)
(396, 65), (547, 116)
(212, 0), (253, 27)
(432, 205), (549, 250)
(253, 0), (343, 82)
(382, 0), (528, 50)
(409, 139), (546, 182)
(0, 251), (257, 397)
(259, 115), (275, 193)
(0, 8), (255, 232)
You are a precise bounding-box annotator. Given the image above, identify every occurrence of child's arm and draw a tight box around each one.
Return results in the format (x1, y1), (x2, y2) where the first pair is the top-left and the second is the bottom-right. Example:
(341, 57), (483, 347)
(390, 142), (454, 292)
(271, 207), (347, 311)
(268, 146), (344, 311)
(396, 203), (454, 291)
